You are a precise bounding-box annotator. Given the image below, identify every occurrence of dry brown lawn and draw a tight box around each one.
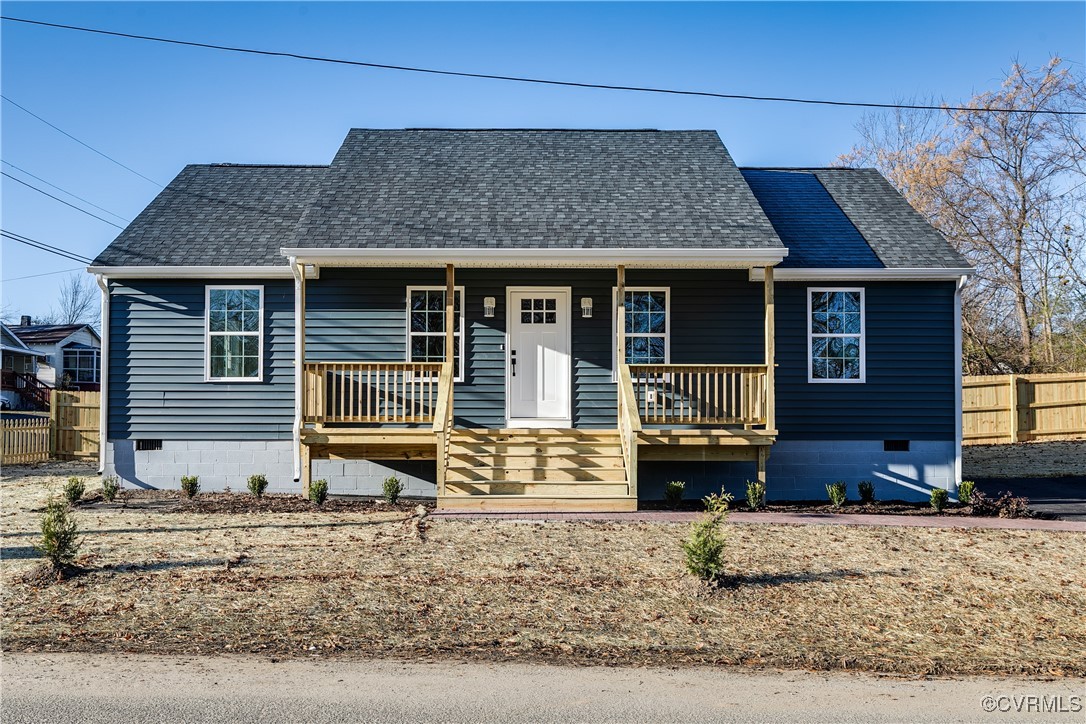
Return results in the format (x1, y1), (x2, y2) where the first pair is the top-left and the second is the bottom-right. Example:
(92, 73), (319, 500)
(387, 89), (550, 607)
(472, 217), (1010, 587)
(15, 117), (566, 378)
(3, 462), (1085, 677)
(964, 440), (1086, 478)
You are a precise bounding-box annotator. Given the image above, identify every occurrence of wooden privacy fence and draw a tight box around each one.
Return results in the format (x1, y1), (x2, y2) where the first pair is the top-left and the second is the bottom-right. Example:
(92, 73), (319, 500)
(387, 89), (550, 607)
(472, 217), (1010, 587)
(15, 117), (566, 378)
(963, 373), (1086, 444)
(0, 390), (100, 464)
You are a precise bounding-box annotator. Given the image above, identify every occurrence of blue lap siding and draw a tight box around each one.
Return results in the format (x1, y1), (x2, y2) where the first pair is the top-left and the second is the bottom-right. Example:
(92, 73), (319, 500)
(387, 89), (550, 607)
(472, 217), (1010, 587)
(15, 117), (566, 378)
(107, 271), (955, 443)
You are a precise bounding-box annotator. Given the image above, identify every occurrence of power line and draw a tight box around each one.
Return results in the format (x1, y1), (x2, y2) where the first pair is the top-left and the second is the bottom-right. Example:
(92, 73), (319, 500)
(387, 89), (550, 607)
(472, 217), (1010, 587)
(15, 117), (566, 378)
(2, 266), (84, 283)
(2, 14), (1084, 117)
(1, 229), (95, 264)
(0, 93), (165, 187)
(3, 161), (130, 222)
(2, 171), (126, 229)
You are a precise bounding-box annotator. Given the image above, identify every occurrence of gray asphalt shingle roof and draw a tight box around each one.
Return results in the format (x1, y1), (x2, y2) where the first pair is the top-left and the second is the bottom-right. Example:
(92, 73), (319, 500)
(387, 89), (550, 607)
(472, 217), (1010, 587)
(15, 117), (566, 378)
(91, 129), (968, 270)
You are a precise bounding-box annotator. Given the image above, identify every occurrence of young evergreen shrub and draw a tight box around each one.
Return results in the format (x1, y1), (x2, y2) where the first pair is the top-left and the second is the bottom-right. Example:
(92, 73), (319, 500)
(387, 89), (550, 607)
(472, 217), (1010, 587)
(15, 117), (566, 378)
(247, 474), (269, 498)
(745, 480), (766, 511)
(826, 481), (847, 509)
(857, 480), (875, 503)
(180, 475), (200, 499)
(101, 476), (120, 502)
(310, 478), (329, 506)
(957, 480), (976, 505)
(36, 497), (81, 571)
(664, 480), (686, 508)
(930, 487), (949, 513)
(382, 475), (404, 505)
(683, 492), (732, 583)
(63, 477), (85, 505)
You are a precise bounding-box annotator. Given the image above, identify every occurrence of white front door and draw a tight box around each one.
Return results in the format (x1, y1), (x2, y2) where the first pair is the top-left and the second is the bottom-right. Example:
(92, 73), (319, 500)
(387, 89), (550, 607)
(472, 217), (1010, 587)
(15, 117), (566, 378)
(507, 288), (571, 425)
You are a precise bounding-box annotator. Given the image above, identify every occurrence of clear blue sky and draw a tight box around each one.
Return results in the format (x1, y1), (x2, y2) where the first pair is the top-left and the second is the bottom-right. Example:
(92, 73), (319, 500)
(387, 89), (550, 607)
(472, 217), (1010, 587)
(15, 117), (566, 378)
(2, 1), (1083, 321)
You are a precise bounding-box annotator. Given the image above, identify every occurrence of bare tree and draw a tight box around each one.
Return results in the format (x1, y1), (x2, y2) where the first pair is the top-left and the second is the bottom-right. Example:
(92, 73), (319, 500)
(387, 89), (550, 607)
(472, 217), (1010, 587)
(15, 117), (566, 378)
(51, 274), (99, 328)
(838, 58), (1086, 374)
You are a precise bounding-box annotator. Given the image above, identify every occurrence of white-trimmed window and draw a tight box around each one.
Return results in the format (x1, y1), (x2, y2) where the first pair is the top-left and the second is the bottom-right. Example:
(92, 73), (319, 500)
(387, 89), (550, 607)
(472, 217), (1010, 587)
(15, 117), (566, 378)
(205, 286), (263, 382)
(612, 288), (670, 374)
(808, 288), (865, 383)
(62, 348), (99, 384)
(406, 286), (465, 381)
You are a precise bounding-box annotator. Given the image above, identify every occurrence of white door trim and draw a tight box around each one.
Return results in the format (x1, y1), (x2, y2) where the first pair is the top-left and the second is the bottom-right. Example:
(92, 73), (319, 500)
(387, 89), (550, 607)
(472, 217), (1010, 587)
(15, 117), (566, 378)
(505, 286), (573, 428)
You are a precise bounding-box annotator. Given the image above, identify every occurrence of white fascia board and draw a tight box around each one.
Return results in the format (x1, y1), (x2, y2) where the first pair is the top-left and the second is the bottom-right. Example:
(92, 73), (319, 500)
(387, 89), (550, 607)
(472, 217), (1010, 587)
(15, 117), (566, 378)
(86, 266), (317, 279)
(280, 247), (788, 268)
(748, 267), (975, 282)
(0, 344), (48, 356)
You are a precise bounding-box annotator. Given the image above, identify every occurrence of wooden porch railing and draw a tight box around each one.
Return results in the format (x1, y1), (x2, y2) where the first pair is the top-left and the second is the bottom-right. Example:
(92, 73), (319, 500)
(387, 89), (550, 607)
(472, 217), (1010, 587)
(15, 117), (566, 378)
(432, 362), (455, 495)
(617, 363), (642, 498)
(628, 364), (769, 426)
(303, 362), (444, 424)
(1, 370), (52, 411)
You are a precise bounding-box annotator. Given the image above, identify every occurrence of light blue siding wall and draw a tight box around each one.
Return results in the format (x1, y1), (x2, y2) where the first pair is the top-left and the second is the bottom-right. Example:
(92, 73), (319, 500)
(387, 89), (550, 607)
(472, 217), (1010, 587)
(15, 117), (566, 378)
(107, 279), (295, 440)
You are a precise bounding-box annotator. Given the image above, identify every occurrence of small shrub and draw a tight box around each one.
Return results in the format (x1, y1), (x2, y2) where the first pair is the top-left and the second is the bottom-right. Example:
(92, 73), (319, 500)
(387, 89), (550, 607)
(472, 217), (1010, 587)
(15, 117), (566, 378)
(971, 491), (1030, 519)
(826, 481), (847, 509)
(745, 479), (766, 511)
(930, 488), (949, 513)
(857, 480), (875, 504)
(247, 474), (269, 498)
(310, 478), (329, 506)
(382, 475), (404, 505)
(683, 494), (732, 582)
(703, 490), (734, 514)
(957, 480), (975, 505)
(63, 477), (85, 506)
(180, 475), (200, 499)
(36, 497), (81, 571)
(101, 476), (120, 502)
(664, 480), (686, 508)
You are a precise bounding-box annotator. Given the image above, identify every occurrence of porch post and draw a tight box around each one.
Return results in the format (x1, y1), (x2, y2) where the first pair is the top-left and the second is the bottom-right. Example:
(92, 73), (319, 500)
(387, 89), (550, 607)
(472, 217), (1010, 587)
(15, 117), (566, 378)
(764, 265), (776, 432)
(292, 258), (309, 493)
(445, 263), (455, 422)
(616, 265), (626, 370)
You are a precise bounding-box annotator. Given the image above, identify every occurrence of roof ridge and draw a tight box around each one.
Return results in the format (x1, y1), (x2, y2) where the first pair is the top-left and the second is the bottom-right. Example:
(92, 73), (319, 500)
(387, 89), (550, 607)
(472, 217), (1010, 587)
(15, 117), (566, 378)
(205, 163), (329, 168)
(384, 128), (714, 133)
(740, 166), (877, 172)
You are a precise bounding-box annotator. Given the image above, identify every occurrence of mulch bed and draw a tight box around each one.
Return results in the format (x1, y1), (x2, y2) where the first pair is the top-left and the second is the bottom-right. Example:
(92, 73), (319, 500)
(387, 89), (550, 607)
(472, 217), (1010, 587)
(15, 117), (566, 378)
(74, 490), (432, 515)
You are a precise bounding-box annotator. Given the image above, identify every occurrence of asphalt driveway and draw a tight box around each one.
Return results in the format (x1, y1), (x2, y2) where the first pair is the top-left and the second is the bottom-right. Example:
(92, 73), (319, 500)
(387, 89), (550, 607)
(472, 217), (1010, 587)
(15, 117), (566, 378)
(974, 477), (1086, 522)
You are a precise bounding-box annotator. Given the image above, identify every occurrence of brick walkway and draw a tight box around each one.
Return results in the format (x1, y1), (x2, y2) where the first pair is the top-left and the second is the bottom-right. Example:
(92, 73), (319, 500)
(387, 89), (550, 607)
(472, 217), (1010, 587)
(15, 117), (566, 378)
(432, 509), (1086, 532)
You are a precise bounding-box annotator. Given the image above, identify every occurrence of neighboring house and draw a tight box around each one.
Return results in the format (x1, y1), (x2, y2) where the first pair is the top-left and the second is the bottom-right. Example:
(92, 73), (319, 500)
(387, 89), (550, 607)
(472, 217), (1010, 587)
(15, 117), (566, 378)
(87, 129), (972, 509)
(9, 318), (102, 391)
(0, 322), (48, 409)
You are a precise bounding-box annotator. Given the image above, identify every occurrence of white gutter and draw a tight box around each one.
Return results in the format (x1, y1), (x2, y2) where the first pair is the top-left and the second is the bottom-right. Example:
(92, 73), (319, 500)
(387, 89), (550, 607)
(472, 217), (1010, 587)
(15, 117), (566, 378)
(953, 274), (968, 492)
(95, 274), (110, 475)
(290, 258), (303, 482)
(85, 265), (312, 279)
(749, 267), (975, 282)
(280, 247), (788, 268)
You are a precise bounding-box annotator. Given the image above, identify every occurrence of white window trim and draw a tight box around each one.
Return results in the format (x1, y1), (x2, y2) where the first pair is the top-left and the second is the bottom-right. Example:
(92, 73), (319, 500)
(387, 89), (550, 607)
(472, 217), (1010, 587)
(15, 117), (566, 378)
(611, 287), (671, 381)
(405, 286), (466, 383)
(204, 285), (264, 383)
(807, 286), (866, 384)
(62, 348), (100, 384)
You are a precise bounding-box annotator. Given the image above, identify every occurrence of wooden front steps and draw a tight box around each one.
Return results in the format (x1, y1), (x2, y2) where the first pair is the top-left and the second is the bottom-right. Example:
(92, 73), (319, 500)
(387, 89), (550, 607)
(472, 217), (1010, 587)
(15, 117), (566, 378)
(440, 429), (636, 510)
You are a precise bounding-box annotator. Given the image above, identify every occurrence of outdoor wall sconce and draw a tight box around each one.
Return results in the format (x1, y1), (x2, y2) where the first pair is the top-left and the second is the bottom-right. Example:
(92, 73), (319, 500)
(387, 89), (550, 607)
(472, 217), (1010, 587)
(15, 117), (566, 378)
(483, 296), (496, 318)
(581, 297), (593, 318)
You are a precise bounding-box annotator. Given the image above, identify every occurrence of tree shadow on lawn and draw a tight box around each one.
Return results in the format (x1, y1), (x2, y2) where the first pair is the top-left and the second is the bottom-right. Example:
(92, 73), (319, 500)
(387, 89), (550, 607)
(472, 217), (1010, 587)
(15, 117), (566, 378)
(0, 516), (406, 540)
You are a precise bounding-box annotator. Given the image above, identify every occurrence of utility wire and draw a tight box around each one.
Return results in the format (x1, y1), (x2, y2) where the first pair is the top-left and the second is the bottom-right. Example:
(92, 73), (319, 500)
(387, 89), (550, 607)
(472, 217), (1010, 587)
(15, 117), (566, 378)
(1, 94), (165, 187)
(1, 229), (95, 264)
(2, 15), (1084, 116)
(2, 266), (85, 283)
(1, 230), (95, 265)
(2, 171), (127, 229)
(2, 161), (131, 222)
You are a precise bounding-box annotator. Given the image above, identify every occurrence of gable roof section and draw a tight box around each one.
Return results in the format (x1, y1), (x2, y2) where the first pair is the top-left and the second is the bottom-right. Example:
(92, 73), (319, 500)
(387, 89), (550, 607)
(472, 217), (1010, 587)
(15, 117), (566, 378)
(91, 165), (327, 267)
(740, 170), (883, 269)
(1, 323), (46, 356)
(9, 323), (100, 346)
(290, 129), (784, 252)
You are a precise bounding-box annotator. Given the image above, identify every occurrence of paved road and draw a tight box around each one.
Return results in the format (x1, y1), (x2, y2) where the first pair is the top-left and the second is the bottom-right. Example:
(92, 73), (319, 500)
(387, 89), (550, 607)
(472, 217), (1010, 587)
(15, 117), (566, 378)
(3, 654), (1083, 723)
(975, 476), (1086, 522)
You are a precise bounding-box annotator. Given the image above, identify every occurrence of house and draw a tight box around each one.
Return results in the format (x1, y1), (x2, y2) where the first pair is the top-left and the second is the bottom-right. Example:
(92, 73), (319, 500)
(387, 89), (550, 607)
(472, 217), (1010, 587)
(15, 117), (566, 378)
(1, 322), (49, 410)
(87, 129), (973, 509)
(8, 318), (102, 392)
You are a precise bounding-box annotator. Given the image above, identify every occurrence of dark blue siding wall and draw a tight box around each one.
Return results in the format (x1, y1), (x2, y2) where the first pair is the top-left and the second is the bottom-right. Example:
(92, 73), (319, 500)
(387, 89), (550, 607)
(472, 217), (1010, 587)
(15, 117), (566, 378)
(108, 279), (295, 439)
(774, 281), (956, 440)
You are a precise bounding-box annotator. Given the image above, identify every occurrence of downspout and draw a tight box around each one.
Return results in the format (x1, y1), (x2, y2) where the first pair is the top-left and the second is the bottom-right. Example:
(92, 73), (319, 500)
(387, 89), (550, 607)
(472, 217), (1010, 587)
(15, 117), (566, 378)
(95, 274), (110, 475)
(290, 258), (303, 481)
(953, 274), (967, 491)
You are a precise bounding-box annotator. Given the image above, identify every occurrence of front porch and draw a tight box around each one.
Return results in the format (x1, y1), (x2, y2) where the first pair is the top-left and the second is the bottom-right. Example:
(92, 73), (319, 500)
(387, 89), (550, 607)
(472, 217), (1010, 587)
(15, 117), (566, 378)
(293, 262), (778, 511)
